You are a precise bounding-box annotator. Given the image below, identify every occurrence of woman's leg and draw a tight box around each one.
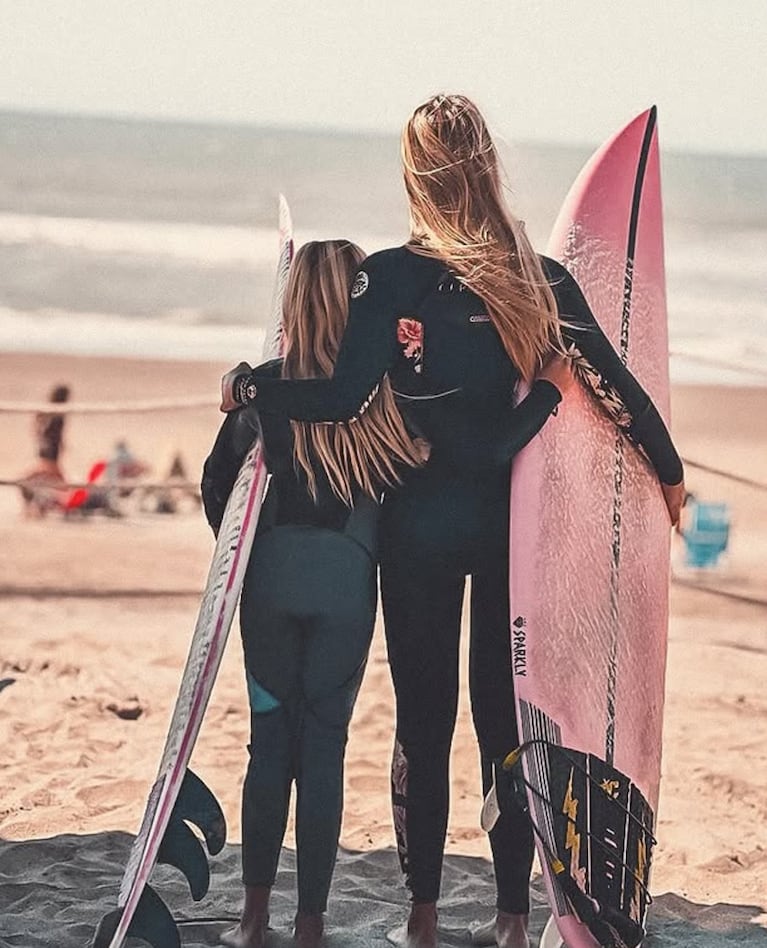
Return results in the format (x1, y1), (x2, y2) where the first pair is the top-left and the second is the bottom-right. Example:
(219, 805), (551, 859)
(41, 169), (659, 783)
(240, 702), (296, 889)
(294, 655), (368, 917)
(294, 537), (377, 922)
(382, 469), (516, 945)
(381, 546), (465, 909)
(470, 555), (534, 948)
(225, 698), (297, 948)
(226, 534), (304, 947)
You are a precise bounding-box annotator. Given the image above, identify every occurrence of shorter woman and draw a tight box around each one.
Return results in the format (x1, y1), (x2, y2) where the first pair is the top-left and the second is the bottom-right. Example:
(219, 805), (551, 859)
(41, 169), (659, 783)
(201, 241), (425, 948)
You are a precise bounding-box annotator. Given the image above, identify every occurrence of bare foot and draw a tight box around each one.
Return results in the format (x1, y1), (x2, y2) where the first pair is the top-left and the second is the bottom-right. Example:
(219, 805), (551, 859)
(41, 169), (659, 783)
(469, 918), (496, 947)
(495, 912), (529, 948)
(220, 923), (267, 948)
(294, 912), (324, 948)
(220, 919), (269, 948)
(220, 885), (271, 948)
(386, 903), (438, 948)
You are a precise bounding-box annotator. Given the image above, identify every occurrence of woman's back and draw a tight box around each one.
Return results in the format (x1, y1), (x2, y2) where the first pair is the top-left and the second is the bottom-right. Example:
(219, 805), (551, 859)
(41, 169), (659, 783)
(368, 248), (521, 471)
(201, 398), (360, 537)
(258, 367), (372, 533)
(246, 244), (681, 486)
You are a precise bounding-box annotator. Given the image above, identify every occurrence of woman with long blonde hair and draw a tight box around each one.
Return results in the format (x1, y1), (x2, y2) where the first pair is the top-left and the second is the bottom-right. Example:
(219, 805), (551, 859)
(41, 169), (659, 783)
(221, 96), (683, 948)
(204, 240), (425, 948)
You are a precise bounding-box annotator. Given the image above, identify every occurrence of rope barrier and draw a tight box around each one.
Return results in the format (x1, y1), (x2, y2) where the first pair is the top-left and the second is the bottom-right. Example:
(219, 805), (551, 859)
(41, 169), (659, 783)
(669, 350), (767, 381)
(0, 477), (200, 493)
(0, 352), (763, 416)
(0, 585), (202, 600)
(0, 395), (218, 415)
(2, 461), (765, 495)
(681, 457), (767, 492)
(0, 358), (764, 498)
(672, 577), (767, 609)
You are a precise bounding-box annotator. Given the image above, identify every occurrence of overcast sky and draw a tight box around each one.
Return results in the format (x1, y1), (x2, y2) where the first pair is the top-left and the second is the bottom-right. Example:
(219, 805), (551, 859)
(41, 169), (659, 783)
(3, 0), (765, 155)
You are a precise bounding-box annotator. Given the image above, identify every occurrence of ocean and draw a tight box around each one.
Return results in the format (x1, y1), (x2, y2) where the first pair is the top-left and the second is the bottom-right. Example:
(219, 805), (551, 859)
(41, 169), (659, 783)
(1, 109), (765, 384)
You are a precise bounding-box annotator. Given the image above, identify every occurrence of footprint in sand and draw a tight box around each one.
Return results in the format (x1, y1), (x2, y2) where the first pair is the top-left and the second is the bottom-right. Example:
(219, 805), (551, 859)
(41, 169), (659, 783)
(76, 778), (146, 814)
(702, 847), (767, 873)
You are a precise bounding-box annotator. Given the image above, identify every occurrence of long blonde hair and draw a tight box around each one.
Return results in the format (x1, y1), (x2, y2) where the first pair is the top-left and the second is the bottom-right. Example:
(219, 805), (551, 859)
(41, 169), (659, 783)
(402, 93), (563, 382)
(282, 240), (425, 505)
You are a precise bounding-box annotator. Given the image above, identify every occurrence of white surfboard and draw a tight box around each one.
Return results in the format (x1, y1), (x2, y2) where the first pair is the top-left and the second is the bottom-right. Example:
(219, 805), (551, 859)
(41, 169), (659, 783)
(93, 196), (293, 948)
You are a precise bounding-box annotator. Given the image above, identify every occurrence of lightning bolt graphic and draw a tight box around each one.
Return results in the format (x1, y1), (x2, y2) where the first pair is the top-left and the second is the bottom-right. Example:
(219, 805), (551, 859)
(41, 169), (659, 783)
(563, 768), (586, 889)
(631, 834), (647, 922)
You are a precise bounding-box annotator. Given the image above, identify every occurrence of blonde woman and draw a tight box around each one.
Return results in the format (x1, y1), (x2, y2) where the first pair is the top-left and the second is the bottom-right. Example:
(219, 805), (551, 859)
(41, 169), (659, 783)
(221, 96), (684, 948)
(203, 240), (425, 948)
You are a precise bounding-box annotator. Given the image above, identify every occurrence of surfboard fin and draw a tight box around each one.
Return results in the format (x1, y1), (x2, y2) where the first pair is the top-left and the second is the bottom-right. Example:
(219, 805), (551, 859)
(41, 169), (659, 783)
(157, 815), (210, 901)
(153, 768), (225, 901)
(0, 677), (15, 694)
(173, 768), (226, 856)
(92, 883), (180, 948)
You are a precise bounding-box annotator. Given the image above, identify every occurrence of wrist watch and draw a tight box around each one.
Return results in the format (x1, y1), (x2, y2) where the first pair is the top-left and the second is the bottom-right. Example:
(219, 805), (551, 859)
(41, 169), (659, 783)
(235, 375), (257, 405)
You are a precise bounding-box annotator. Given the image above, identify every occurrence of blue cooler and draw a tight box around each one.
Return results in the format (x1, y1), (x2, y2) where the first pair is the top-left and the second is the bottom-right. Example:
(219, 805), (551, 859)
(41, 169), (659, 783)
(683, 500), (730, 568)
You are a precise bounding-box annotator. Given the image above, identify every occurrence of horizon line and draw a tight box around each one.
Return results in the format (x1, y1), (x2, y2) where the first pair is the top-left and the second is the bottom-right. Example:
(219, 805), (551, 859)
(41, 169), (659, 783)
(1, 103), (765, 163)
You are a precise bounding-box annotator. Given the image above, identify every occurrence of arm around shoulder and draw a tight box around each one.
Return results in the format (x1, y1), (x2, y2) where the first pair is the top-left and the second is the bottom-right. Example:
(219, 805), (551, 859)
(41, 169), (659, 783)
(236, 249), (403, 422)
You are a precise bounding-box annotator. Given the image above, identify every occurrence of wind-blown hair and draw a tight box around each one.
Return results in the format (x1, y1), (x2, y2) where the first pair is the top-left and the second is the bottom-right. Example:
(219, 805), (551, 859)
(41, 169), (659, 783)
(282, 240), (425, 504)
(402, 93), (563, 382)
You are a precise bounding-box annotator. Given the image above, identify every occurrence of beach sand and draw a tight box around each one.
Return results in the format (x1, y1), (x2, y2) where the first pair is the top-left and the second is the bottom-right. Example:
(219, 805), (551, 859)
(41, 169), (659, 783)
(1, 352), (766, 946)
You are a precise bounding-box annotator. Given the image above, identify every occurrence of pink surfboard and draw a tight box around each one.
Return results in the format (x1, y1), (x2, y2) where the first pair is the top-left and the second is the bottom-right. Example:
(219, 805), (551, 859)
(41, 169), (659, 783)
(509, 109), (671, 948)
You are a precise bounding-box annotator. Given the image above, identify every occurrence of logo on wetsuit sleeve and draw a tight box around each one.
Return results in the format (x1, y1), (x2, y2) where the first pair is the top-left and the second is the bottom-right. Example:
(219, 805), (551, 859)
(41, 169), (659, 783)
(350, 270), (369, 299)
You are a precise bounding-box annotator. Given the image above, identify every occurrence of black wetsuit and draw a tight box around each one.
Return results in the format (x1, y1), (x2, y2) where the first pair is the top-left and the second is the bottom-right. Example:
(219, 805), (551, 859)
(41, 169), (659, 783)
(202, 380), (378, 916)
(239, 247), (683, 912)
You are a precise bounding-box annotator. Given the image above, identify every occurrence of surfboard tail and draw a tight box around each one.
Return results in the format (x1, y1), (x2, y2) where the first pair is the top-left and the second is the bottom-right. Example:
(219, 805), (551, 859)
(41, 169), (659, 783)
(496, 741), (653, 947)
(94, 768), (225, 947)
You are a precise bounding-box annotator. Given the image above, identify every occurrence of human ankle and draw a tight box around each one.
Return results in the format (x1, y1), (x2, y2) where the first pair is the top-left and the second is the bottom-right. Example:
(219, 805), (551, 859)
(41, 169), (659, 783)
(242, 884), (271, 928)
(294, 911), (324, 948)
(495, 912), (529, 948)
(406, 903), (438, 948)
(219, 887), (271, 948)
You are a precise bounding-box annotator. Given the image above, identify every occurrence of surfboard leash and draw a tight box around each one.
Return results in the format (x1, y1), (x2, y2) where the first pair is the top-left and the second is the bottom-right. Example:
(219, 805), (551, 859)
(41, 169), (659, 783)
(175, 915), (239, 925)
(502, 741), (657, 845)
